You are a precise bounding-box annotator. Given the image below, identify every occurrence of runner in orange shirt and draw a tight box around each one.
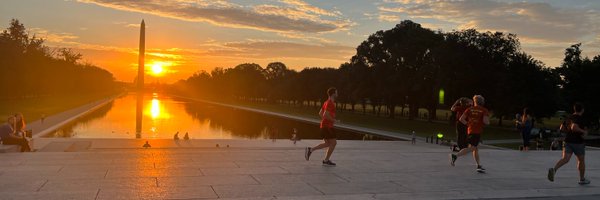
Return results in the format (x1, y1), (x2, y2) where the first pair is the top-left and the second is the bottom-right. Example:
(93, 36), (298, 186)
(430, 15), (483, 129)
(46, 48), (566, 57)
(305, 87), (338, 166)
(450, 95), (490, 173)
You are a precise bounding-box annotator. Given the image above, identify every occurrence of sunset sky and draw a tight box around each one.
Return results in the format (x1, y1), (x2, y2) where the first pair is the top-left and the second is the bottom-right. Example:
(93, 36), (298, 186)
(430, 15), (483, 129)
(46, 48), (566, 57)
(2, 0), (600, 83)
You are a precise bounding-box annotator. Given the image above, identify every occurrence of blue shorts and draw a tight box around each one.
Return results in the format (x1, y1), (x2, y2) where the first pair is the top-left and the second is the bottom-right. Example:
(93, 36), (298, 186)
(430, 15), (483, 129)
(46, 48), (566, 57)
(564, 143), (585, 156)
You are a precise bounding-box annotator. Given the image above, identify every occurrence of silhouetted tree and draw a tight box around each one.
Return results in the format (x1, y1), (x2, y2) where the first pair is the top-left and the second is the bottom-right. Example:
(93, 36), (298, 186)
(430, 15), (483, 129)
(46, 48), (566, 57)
(172, 20), (570, 128)
(556, 44), (600, 129)
(264, 62), (294, 103)
(0, 19), (116, 98)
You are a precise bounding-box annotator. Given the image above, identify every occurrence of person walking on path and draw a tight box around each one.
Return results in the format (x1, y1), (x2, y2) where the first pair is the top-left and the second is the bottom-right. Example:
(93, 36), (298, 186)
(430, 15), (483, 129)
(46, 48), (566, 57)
(451, 97), (472, 151)
(305, 87), (339, 166)
(411, 131), (416, 144)
(450, 95), (489, 172)
(547, 102), (591, 185)
(517, 108), (533, 151)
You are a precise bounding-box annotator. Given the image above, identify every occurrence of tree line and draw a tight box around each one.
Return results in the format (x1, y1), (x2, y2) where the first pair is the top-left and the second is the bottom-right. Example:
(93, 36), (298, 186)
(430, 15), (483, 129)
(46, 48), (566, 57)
(0, 19), (117, 99)
(171, 20), (600, 127)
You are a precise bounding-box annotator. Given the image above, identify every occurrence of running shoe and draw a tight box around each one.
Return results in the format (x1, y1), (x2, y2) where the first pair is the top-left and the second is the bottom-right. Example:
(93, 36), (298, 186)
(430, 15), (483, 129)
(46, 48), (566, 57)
(578, 178), (591, 185)
(476, 165), (486, 173)
(322, 160), (336, 166)
(304, 147), (312, 161)
(449, 154), (457, 166)
(547, 168), (555, 182)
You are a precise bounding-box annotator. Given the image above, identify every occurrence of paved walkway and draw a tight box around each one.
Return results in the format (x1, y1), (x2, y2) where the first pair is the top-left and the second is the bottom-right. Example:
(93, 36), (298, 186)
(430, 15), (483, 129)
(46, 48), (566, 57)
(3, 95), (598, 199)
(0, 138), (598, 199)
(26, 94), (120, 138)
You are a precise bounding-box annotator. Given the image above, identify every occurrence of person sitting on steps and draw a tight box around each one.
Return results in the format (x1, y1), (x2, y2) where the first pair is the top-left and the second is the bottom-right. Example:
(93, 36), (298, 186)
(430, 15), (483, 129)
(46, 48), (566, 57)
(0, 116), (32, 152)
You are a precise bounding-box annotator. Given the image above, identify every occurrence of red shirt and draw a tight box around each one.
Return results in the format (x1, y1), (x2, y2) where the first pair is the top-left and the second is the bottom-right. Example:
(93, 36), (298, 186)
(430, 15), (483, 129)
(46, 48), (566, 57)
(463, 105), (489, 134)
(320, 99), (336, 128)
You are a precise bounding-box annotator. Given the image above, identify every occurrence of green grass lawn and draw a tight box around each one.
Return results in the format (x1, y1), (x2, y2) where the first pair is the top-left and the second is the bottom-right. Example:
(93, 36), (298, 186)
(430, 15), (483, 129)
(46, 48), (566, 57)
(0, 92), (118, 124)
(230, 100), (524, 140)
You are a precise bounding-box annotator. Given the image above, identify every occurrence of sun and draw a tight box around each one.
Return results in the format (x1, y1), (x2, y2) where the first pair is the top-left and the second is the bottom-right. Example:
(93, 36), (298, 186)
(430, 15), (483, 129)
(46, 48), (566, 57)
(151, 62), (164, 75)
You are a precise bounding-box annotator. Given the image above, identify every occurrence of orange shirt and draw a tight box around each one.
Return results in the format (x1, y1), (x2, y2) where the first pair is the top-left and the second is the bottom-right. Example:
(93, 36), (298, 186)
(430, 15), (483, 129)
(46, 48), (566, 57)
(463, 105), (489, 134)
(320, 99), (336, 128)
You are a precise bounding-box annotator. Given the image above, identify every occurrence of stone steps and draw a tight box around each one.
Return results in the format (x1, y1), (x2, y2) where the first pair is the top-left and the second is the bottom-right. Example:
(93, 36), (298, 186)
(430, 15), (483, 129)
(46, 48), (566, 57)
(0, 144), (20, 153)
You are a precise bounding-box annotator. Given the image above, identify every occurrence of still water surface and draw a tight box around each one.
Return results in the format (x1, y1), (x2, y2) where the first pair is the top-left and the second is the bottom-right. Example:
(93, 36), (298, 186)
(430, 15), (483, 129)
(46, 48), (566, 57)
(45, 93), (390, 140)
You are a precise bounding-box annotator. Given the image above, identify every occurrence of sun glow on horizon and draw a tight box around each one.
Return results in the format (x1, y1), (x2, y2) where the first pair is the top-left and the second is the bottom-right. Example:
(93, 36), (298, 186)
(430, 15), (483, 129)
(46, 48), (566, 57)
(148, 60), (177, 76)
(151, 62), (164, 75)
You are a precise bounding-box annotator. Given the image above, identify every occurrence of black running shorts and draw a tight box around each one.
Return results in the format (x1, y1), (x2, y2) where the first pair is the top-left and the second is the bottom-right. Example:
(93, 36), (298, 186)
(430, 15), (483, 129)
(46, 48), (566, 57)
(467, 134), (481, 147)
(320, 127), (336, 139)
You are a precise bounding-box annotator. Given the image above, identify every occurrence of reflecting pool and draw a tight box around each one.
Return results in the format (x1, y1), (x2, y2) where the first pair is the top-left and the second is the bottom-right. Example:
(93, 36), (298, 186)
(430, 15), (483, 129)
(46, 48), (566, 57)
(45, 93), (391, 140)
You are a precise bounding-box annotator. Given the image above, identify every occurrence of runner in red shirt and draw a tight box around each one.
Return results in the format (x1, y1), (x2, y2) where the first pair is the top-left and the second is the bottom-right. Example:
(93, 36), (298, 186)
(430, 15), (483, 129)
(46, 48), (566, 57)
(450, 95), (490, 173)
(305, 87), (338, 166)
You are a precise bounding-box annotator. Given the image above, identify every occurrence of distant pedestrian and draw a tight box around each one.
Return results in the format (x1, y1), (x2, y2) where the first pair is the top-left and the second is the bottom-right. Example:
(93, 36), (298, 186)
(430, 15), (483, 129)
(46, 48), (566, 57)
(517, 108), (533, 151)
(183, 132), (190, 140)
(411, 131), (416, 144)
(41, 113), (46, 124)
(174, 131), (179, 140)
(515, 113), (522, 131)
(547, 102), (590, 185)
(305, 87), (339, 166)
(451, 97), (472, 151)
(450, 95), (489, 173)
(291, 128), (299, 144)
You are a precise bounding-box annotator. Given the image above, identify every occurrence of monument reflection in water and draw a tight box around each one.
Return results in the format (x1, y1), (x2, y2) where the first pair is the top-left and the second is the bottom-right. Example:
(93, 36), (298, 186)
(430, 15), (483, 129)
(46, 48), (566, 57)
(45, 93), (389, 140)
(136, 93), (143, 139)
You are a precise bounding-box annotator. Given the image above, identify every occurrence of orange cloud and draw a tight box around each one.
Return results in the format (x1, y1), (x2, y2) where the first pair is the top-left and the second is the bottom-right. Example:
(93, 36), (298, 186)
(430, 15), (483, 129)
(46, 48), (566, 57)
(378, 14), (400, 22)
(77, 0), (352, 33)
(279, 0), (342, 17)
(30, 28), (79, 43)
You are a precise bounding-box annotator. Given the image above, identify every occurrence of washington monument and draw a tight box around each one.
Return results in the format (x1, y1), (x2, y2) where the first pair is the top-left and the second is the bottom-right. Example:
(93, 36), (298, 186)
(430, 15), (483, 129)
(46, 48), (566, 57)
(135, 19), (145, 138)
